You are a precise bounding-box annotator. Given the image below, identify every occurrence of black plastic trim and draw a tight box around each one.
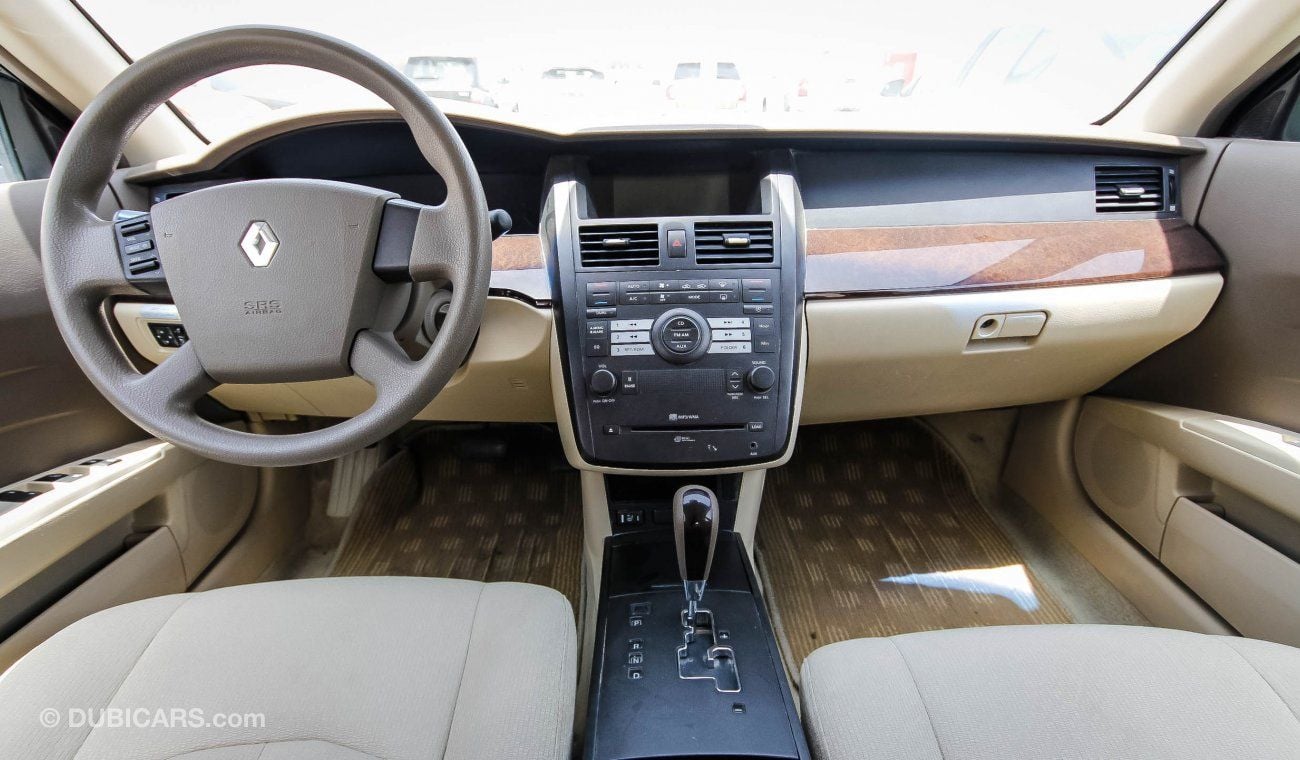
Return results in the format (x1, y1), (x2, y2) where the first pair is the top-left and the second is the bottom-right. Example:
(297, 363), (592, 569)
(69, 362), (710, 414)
(373, 198), (421, 282)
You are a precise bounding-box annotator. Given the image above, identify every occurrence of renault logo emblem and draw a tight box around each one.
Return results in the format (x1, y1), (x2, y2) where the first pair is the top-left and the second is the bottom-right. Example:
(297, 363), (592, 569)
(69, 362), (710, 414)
(239, 221), (279, 267)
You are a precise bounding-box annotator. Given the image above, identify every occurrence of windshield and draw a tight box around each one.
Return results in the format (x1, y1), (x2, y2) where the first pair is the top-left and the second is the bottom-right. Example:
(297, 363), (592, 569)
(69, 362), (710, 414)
(79, 0), (1218, 141)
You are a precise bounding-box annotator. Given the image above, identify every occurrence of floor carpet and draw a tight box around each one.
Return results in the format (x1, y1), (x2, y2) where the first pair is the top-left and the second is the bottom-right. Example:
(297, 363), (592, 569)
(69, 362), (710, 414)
(330, 426), (583, 615)
(757, 420), (1072, 673)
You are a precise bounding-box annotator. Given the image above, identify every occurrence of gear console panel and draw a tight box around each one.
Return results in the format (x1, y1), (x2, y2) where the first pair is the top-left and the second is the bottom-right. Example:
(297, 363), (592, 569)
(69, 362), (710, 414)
(553, 159), (802, 468)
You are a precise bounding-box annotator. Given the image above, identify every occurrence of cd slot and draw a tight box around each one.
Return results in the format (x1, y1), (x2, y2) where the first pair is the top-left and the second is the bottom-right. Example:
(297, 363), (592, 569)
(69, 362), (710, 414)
(626, 424), (748, 433)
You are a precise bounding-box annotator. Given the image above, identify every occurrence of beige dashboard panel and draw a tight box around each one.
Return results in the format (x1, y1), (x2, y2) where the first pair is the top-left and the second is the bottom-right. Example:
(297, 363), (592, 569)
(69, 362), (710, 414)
(114, 296), (555, 422)
(801, 274), (1222, 424)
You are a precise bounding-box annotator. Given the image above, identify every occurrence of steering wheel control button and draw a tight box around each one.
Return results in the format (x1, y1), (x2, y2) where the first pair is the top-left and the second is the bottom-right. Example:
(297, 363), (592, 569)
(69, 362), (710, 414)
(747, 365), (777, 393)
(590, 369), (619, 396)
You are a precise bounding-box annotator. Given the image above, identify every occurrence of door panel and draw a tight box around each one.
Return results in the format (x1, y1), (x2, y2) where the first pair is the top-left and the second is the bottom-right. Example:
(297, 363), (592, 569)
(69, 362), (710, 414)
(0, 179), (145, 485)
(1079, 138), (1300, 641)
(1106, 139), (1300, 432)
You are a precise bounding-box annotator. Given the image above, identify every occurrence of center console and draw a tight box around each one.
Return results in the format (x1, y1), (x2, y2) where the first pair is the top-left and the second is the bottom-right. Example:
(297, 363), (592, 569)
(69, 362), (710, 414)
(548, 153), (811, 759)
(551, 154), (803, 468)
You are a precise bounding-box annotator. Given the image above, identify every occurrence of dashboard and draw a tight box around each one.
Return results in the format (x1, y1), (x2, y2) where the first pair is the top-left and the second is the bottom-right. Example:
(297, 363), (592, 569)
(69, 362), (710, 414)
(113, 116), (1225, 472)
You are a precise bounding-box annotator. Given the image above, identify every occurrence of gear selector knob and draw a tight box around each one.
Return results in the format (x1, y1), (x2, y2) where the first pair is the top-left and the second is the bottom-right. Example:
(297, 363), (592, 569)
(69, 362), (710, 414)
(674, 485), (719, 623)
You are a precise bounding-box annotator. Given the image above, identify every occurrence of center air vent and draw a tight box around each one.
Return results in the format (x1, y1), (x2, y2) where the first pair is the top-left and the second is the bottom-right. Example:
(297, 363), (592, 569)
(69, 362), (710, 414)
(694, 221), (775, 264)
(1095, 166), (1167, 213)
(578, 224), (660, 267)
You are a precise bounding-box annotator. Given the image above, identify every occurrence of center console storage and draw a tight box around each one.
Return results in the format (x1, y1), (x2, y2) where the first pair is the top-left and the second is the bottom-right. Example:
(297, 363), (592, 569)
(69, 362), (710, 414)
(551, 153), (804, 468)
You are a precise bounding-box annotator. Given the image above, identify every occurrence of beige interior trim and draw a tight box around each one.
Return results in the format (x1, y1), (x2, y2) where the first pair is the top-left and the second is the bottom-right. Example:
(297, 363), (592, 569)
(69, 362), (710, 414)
(1076, 397), (1300, 556)
(1003, 399), (1234, 636)
(1111, 0), (1300, 135)
(0, 439), (206, 599)
(1162, 497), (1300, 647)
(0, 526), (185, 673)
(113, 296), (555, 422)
(0, 0), (202, 163)
(802, 274), (1222, 424)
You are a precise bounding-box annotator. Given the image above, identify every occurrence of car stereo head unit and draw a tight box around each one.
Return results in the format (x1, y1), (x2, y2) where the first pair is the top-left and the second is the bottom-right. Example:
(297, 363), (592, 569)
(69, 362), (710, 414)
(551, 164), (803, 469)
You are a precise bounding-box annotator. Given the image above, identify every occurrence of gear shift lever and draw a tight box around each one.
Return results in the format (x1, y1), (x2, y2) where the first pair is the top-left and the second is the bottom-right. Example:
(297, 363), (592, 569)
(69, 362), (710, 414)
(673, 484), (719, 624)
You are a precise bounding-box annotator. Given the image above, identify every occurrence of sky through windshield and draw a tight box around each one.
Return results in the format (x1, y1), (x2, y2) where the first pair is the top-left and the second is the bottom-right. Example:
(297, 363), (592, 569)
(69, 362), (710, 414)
(79, 0), (1219, 140)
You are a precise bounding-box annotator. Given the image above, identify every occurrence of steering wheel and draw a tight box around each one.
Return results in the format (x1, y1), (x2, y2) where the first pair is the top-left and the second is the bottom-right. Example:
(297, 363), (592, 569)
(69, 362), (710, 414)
(41, 26), (492, 467)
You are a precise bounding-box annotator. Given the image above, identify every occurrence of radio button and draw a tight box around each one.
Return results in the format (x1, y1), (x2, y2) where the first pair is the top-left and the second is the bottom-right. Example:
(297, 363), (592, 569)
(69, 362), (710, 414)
(707, 342), (751, 354)
(585, 321), (609, 338)
(611, 319), (653, 331)
(708, 317), (750, 329)
(612, 344), (654, 357)
(712, 329), (751, 341)
(585, 339), (610, 357)
(611, 331), (650, 344)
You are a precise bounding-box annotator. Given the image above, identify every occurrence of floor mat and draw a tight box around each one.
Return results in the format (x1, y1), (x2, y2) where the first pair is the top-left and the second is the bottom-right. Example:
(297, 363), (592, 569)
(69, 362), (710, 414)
(330, 426), (583, 614)
(757, 420), (1072, 674)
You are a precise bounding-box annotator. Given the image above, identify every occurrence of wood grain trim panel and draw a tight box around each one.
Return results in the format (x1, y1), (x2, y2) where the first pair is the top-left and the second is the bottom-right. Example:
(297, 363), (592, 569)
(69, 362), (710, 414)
(492, 233), (545, 271)
(490, 234), (550, 304)
(805, 219), (1222, 297)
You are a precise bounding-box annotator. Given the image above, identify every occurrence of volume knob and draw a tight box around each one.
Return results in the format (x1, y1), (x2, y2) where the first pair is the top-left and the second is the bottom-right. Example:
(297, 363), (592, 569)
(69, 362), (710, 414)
(590, 369), (618, 395)
(746, 365), (776, 392)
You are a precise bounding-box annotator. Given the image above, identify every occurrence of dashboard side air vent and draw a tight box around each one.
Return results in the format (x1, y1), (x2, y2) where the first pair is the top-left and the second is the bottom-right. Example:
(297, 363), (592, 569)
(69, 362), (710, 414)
(1095, 165), (1167, 213)
(578, 224), (660, 267)
(693, 221), (775, 264)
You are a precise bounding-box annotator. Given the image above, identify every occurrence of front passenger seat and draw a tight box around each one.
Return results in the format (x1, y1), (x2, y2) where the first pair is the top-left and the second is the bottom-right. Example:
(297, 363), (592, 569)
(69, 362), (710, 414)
(801, 624), (1300, 760)
(0, 576), (576, 760)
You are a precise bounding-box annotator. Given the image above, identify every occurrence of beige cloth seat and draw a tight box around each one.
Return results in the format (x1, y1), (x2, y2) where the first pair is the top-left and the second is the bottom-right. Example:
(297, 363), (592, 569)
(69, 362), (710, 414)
(0, 576), (576, 760)
(801, 624), (1300, 760)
